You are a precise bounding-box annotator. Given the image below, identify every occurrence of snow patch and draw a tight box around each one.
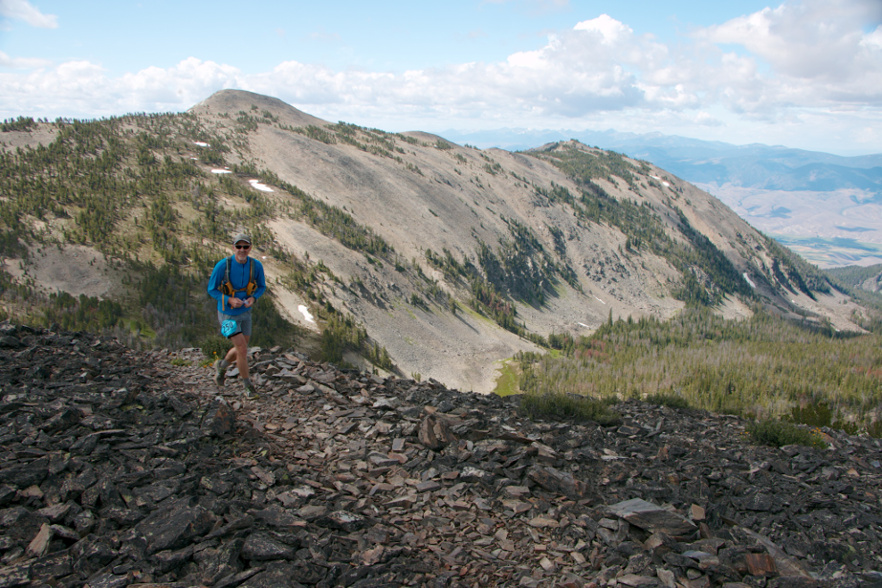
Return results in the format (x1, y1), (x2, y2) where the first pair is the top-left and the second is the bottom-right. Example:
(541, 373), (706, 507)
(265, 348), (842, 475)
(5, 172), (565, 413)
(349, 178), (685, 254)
(249, 179), (274, 193)
(211, 168), (232, 174)
(742, 272), (756, 289)
(650, 175), (671, 187)
(594, 296), (606, 304)
(577, 322), (591, 328)
(298, 305), (315, 324)
(194, 141), (209, 147)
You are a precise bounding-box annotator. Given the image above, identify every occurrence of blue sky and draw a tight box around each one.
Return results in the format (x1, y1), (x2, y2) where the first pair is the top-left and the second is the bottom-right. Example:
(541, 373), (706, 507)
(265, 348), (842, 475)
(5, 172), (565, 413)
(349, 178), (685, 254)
(1, 0), (881, 155)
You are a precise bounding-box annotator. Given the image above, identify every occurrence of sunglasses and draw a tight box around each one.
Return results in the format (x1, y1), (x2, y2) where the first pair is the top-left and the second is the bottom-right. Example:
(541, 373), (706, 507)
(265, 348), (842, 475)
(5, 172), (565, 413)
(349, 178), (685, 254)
(235, 244), (251, 250)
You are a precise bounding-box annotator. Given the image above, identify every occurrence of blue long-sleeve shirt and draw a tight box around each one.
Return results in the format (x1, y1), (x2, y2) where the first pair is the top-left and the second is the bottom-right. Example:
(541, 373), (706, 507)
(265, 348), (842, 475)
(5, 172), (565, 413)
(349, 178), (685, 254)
(207, 256), (266, 314)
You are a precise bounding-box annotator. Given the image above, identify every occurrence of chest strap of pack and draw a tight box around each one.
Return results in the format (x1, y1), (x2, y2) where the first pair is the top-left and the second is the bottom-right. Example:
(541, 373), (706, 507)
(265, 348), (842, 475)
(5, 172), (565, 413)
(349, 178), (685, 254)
(220, 256), (257, 310)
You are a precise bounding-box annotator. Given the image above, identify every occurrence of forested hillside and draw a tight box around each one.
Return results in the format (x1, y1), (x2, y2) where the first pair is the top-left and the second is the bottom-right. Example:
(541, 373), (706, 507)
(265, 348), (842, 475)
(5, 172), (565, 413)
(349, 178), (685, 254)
(0, 112), (390, 367)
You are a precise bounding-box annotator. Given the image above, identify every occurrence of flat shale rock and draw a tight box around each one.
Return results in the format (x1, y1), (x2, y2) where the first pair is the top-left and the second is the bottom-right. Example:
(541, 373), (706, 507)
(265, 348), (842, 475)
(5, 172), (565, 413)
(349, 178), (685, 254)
(607, 498), (697, 538)
(0, 323), (880, 587)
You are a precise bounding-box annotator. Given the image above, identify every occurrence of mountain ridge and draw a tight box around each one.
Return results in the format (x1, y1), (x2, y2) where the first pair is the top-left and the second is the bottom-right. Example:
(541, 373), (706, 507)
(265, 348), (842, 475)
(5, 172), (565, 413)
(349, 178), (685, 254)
(442, 128), (882, 267)
(0, 89), (870, 392)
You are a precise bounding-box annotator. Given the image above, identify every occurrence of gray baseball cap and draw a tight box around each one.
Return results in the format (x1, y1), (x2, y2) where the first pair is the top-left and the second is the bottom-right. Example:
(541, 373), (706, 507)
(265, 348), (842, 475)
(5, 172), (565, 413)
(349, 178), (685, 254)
(232, 233), (252, 245)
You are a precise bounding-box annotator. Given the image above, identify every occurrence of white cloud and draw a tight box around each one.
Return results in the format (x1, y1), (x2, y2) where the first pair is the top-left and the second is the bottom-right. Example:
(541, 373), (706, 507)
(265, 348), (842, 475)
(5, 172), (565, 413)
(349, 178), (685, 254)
(714, 0), (881, 75)
(864, 26), (882, 51)
(120, 58), (243, 111)
(0, 49), (50, 69)
(0, 0), (879, 154)
(0, 60), (109, 118)
(695, 0), (882, 109)
(0, 58), (244, 118)
(0, 0), (57, 28)
(573, 14), (631, 45)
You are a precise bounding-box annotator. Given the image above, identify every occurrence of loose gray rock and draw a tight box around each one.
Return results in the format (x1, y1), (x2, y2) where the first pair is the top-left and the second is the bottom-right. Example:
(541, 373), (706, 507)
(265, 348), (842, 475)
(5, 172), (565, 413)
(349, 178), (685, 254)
(0, 323), (879, 587)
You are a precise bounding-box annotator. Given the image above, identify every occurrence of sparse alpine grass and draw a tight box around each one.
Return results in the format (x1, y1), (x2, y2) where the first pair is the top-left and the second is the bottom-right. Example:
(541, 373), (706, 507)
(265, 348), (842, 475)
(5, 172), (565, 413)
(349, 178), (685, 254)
(492, 360), (521, 397)
(515, 307), (882, 436)
(519, 391), (621, 425)
(746, 419), (827, 449)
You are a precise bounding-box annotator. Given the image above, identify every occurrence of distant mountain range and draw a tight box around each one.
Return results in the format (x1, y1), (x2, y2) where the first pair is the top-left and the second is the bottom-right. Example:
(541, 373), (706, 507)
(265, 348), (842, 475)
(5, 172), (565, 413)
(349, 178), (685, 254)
(444, 129), (882, 268)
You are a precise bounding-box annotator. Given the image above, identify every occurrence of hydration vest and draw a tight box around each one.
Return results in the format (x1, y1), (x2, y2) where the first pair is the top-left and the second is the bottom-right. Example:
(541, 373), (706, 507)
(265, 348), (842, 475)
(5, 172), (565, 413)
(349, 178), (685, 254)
(220, 256), (257, 310)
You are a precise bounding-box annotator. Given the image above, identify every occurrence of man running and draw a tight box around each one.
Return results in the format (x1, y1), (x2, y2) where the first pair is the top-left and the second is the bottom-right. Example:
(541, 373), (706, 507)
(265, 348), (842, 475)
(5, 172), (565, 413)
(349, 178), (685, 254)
(207, 233), (266, 398)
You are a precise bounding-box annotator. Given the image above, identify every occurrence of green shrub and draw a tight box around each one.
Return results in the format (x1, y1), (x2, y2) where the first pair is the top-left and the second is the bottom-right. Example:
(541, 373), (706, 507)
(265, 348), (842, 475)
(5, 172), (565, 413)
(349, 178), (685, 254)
(519, 391), (621, 425)
(746, 419), (826, 449)
(645, 393), (690, 409)
(410, 293), (428, 309)
(321, 317), (355, 364)
(250, 293), (300, 350)
(200, 335), (230, 361)
(787, 401), (833, 428)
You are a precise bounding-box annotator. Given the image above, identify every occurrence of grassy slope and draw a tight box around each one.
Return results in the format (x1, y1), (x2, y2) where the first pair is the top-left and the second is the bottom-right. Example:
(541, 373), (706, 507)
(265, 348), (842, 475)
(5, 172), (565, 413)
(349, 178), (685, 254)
(515, 307), (882, 434)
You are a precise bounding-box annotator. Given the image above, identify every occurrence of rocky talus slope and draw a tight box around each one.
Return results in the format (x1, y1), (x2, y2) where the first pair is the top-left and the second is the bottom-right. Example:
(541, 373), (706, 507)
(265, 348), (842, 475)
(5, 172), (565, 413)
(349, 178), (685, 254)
(0, 323), (880, 587)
